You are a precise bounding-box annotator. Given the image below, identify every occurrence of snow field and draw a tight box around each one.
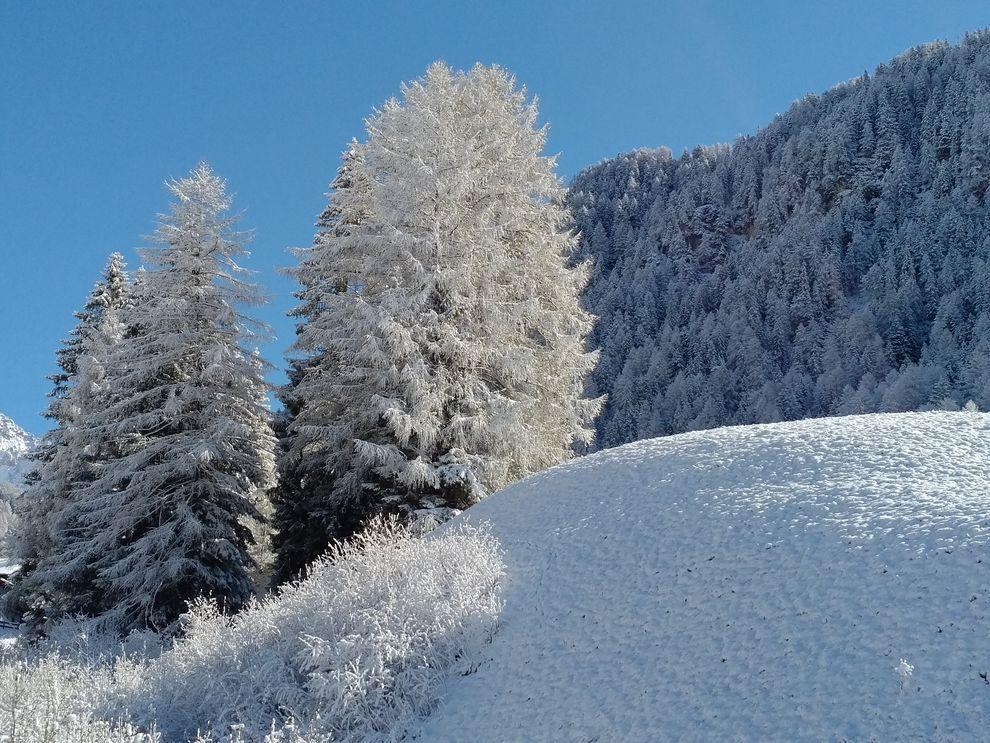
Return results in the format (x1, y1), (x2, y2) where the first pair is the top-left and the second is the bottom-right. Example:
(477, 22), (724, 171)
(418, 411), (990, 741)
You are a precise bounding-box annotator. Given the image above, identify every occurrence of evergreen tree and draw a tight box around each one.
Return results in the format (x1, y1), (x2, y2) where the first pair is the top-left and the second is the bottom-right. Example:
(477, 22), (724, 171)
(63, 164), (277, 633)
(276, 63), (599, 579)
(270, 144), (374, 584)
(5, 254), (130, 623)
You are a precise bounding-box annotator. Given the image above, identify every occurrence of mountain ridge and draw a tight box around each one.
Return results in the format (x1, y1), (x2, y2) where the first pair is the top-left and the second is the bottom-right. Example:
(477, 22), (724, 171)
(0, 413), (37, 487)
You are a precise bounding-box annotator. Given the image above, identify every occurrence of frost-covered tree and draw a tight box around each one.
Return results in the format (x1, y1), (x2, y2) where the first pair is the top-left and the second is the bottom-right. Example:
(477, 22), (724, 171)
(270, 145), (373, 584)
(570, 31), (990, 448)
(4, 254), (130, 622)
(61, 164), (277, 633)
(276, 63), (599, 579)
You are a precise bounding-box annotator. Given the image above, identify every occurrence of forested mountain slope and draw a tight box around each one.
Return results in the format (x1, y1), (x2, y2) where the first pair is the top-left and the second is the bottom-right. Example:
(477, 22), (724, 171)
(569, 31), (990, 449)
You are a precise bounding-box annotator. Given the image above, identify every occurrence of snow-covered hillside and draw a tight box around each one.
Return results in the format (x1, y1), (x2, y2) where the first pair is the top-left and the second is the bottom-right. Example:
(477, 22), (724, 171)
(420, 411), (990, 741)
(0, 413), (36, 486)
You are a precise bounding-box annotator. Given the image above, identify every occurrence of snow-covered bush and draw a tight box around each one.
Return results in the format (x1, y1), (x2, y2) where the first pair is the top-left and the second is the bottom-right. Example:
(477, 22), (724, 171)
(0, 656), (156, 743)
(129, 519), (503, 739)
(0, 520), (503, 741)
(25, 616), (163, 664)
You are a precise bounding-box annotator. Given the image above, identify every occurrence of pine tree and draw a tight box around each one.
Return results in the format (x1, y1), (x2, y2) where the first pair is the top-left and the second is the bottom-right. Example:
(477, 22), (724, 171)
(270, 144), (374, 584)
(5, 254), (130, 623)
(276, 63), (599, 579)
(63, 164), (277, 633)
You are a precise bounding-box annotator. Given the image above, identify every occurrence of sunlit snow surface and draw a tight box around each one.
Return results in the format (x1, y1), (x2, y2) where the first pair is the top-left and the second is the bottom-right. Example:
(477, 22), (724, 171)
(419, 412), (990, 741)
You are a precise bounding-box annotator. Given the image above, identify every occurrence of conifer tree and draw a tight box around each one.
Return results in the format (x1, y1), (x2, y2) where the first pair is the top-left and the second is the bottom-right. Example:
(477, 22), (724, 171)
(272, 145), (379, 584)
(275, 63), (599, 579)
(5, 254), (130, 622)
(64, 164), (277, 633)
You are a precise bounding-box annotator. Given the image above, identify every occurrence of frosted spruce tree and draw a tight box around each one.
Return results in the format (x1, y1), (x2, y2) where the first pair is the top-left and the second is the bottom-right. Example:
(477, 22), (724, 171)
(271, 145), (375, 583)
(63, 164), (277, 633)
(5, 254), (130, 622)
(276, 63), (599, 580)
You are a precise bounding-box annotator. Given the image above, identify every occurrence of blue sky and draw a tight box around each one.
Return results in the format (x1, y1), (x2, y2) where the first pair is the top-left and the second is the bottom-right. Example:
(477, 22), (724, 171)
(2, 1), (988, 434)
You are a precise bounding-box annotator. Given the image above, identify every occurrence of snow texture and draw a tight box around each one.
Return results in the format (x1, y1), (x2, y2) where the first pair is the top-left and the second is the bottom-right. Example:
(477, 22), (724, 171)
(418, 411), (990, 741)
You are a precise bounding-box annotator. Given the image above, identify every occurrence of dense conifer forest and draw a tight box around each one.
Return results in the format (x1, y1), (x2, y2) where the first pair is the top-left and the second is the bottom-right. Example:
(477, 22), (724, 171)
(570, 31), (990, 449)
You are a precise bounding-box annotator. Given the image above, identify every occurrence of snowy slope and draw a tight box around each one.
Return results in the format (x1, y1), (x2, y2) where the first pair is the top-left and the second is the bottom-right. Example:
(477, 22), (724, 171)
(0, 413), (36, 487)
(419, 412), (990, 741)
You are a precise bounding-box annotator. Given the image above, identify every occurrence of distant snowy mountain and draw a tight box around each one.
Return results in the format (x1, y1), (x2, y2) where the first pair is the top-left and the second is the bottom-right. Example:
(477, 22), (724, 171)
(422, 411), (990, 740)
(0, 413), (37, 487)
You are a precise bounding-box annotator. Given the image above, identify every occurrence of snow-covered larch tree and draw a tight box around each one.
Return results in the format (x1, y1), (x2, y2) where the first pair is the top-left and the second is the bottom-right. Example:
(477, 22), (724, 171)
(62, 163), (277, 633)
(5, 253), (130, 622)
(276, 62), (599, 579)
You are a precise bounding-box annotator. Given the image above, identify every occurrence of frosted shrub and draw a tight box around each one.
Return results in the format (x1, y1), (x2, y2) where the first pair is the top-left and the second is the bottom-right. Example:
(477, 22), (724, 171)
(133, 519), (503, 739)
(0, 520), (504, 741)
(0, 656), (156, 743)
(35, 616), (163, 664)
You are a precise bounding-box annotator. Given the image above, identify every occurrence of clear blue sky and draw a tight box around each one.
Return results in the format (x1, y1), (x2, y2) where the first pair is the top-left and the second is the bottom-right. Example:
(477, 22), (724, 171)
(2, 1), (988, 434)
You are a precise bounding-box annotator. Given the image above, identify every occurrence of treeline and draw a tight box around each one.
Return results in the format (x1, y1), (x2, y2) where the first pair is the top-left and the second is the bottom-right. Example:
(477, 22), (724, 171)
(5, 62), (598, 635)
(570, 31), (990, 449)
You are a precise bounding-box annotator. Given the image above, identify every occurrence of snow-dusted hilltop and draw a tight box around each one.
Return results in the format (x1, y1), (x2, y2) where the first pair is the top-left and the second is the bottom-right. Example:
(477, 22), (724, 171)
(0, 413), (36, 486)
(422, 411), (990, 740)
